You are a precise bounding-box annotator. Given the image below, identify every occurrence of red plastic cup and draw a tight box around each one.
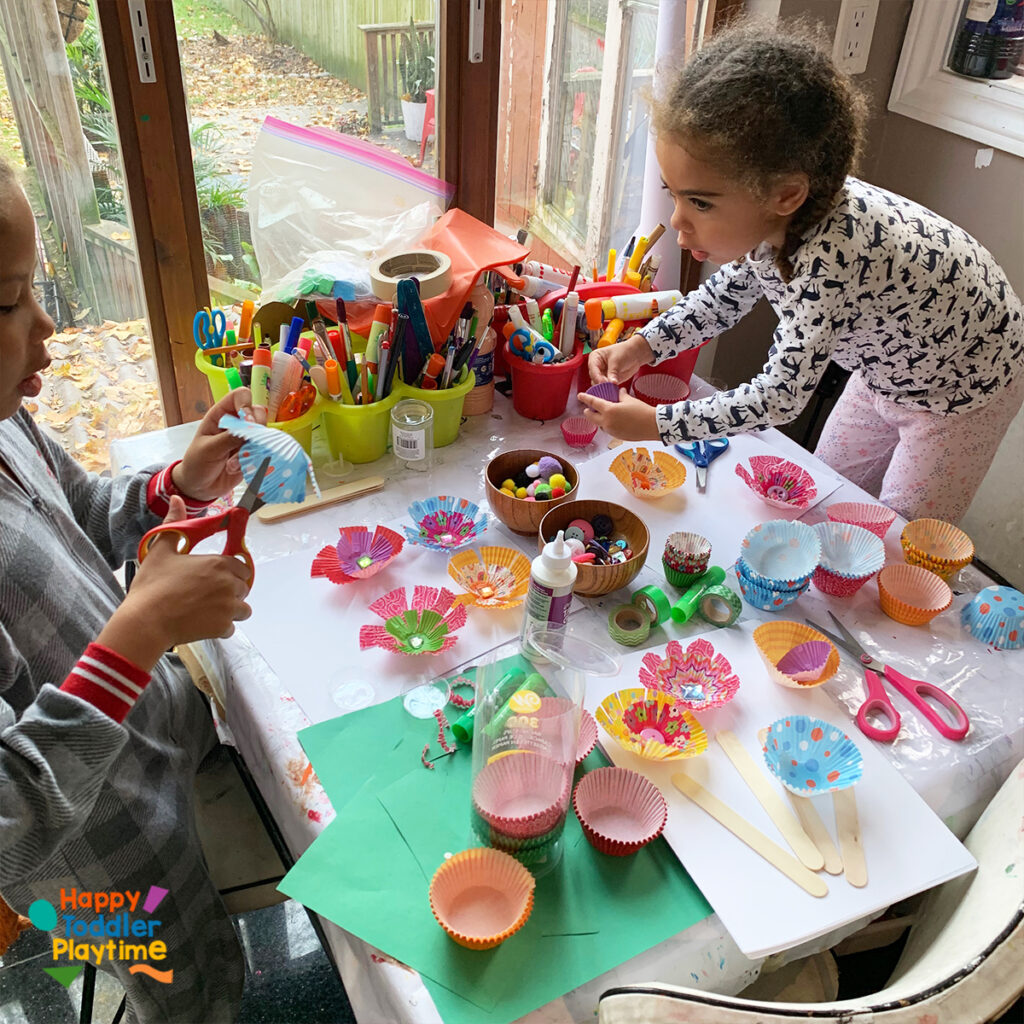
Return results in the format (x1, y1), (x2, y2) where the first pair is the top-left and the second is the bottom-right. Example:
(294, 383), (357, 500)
(506, 341), (586, 421)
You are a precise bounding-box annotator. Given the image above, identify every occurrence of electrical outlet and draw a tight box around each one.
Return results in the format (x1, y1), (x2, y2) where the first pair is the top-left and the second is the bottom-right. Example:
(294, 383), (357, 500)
(833, 0), (879, 75)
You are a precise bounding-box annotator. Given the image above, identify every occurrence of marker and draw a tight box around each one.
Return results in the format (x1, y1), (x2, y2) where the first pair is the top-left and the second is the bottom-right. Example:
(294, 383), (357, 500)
(597, 318), (625, 348)
(238, 300), (255, 343)
(253, 323), (265, 349)
(325, 359), (353, 405)
(335, 298), (359, 390)
(606, 249), (617, 282)
(365, 304), (391, 374)
(375, 341), (390, 402)
(284, 316), (303, 354)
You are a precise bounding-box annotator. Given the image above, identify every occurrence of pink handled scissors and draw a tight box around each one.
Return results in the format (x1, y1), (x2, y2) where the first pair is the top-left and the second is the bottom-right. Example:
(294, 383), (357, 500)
(806, 611), (970, 743)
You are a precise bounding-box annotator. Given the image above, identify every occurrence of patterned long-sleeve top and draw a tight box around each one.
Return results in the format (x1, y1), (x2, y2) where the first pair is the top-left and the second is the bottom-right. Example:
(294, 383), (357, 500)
(0, 409), (211, 891)
(639, 177), (1024, 443)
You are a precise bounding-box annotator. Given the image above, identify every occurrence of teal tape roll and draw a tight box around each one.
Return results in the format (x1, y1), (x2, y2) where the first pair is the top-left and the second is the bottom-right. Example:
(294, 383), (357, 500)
(697, 585), (742, 627)
(608, 605), (651, 646)
(632, 585), (671, 626)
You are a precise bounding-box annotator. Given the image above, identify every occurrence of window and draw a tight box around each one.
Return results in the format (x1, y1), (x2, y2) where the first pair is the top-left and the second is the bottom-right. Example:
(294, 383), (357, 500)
(889, 0), (1024, 158)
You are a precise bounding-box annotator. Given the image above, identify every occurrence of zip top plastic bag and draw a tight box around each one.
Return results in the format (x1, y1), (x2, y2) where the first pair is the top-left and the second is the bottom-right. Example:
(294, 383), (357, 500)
(247, 116), (454, 302)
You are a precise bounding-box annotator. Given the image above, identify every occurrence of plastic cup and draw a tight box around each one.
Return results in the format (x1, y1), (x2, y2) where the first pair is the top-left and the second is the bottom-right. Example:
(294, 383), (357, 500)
(506, 341), (586, 421)
(396, 367), (474, 447)
(320, 390), (398, 464)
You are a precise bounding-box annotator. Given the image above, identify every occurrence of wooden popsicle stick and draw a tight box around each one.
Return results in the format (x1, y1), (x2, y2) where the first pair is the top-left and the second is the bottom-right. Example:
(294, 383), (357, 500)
(254, 476), (385, 523)
(716, 731), (825, 872)
(790, 795), (843, 875)
(833, 788), (868, 887)
(672, 773), (828, 898)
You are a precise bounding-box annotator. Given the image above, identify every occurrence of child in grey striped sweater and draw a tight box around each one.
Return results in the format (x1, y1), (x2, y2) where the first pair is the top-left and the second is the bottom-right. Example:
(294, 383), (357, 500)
(1, 161), (257, 1020)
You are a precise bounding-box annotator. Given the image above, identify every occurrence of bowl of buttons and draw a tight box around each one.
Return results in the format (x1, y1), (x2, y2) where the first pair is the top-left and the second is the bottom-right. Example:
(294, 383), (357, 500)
(538, 499), (649, 597)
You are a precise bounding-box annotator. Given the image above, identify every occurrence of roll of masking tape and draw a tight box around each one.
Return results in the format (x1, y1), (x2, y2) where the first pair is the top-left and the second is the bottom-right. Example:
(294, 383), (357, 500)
(697, 585), (742, 628)
(370, 250), (453, 302)
(608, 605), (651, 646)
(632, 585), (671, 627)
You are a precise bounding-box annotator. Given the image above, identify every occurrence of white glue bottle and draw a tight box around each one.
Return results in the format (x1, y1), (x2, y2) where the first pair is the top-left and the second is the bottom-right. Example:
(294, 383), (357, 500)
(520, 530), (578, 641)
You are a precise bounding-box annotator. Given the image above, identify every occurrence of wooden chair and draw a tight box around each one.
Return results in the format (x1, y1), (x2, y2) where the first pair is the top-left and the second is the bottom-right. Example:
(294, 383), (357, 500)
(598, 759), (1024, 1024)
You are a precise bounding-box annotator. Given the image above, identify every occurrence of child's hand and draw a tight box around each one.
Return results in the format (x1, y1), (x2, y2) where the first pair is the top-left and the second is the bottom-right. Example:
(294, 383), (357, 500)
(97, 496), (254, 671)
(577, 390), (660, 442)
(588, 335), (654, 385)
(173, 389), (266, 502)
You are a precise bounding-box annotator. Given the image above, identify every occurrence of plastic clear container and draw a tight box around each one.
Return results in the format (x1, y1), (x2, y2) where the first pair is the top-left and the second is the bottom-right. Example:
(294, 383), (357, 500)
(469, 626), (619, 875)
(391, 397), (434, 472)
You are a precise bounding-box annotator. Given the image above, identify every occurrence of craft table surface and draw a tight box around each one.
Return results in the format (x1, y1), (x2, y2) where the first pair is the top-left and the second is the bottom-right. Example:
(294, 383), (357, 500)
(111, 379), (1024, 1024)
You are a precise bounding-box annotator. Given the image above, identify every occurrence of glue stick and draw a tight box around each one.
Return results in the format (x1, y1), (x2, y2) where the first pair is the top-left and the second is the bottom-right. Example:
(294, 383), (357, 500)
(251, 348), (272, 412)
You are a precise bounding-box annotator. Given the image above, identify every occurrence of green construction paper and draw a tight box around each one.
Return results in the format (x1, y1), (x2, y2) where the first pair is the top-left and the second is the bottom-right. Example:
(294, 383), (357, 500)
(285, 688), (713, 1024)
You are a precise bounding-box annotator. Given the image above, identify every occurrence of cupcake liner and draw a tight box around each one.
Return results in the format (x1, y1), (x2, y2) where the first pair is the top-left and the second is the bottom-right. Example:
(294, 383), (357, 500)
(812, 565), (876, 597)
(826, 501), (897, 539)
(573, 767), (668, 856)
(631, 373), (689, 406)
(609, 448), (687, 498)
(472, 752), (571, 838)
(739, 520), (821, 586)
(447, 546), (531, 608)
(775, 640), (833, 681)
(735, 556), (809, 592)
(753, 621), (840, 689)
(576, 709), (598, 764)
(585, 381), (621, 403)
(664, 531), (712, 569)
(663, 562), (708, 589)
(560, 415), (598, 448)
(738, 575), (808, 612)
(405, 496), (489, 551)
(901, 518), (974, 566)
(596, 688), (708, 762)
(637, 638), (740, 711)
(735, 456), (817, 511)
(429, 848), (535, 950)
(813, 522), (885, 578)
(761, 716), (863, 796)
(877, 563), (953, 626)
(961, 586), (1024, 650)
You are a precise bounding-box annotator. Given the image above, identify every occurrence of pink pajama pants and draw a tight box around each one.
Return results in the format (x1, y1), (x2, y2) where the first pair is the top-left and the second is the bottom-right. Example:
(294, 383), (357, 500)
(814, 371), (1024, 525)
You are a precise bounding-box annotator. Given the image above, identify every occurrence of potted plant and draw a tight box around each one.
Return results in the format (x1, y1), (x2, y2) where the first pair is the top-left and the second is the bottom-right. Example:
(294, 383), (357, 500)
(397, 17), (434, 142)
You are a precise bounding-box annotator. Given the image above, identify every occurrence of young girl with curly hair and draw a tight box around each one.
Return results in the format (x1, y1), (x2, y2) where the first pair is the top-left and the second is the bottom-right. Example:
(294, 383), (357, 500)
(578, 23), (1023, 524)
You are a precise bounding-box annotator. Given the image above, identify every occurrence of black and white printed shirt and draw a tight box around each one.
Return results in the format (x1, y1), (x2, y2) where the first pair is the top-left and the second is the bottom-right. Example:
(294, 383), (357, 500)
(639, 177), (1024, 443)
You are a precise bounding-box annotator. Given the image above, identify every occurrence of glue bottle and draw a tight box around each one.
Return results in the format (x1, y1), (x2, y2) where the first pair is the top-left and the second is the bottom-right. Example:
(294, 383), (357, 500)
(520, 530), (577, 641)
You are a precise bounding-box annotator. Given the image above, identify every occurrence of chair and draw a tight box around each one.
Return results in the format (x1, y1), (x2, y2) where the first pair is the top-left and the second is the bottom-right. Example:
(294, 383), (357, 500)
(598, 759), (1024, 1024)
(418, 88), (436, 166)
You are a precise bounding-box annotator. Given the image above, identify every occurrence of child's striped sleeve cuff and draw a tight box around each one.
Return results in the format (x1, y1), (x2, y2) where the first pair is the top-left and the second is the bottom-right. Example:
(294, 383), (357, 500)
(60, 643), (151, 724)
(146, 461), (214, 518)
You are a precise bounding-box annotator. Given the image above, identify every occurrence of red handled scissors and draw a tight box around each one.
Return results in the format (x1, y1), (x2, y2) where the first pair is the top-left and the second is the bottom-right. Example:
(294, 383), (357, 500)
(277, 382), (316, 422)
(137, 456), (270, 587)
(806, 611), (970, 743)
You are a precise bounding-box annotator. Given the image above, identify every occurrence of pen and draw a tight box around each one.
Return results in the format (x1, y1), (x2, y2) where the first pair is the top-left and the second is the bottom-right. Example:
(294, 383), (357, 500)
(360, 359), (370, 404)
(335, 298), (359, 391)
(375, 341), (390, 402)
(381, 335), (401, 398)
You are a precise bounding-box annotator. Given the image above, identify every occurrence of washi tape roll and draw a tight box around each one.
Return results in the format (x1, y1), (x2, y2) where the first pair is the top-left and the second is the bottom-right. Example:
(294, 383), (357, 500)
(608, 605), (651, 647)
(697, 585), (742, 628)
(370, 250), (453, 302)
(632, 585), (671, 627)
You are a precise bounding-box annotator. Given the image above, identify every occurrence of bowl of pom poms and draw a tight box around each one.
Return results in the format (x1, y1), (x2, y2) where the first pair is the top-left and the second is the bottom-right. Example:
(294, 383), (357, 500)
(485, 449), (580, 535)
(538, 499), (649, 597)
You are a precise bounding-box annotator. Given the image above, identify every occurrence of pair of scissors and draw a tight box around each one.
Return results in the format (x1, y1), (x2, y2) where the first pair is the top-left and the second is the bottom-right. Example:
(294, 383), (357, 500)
(277, 382), (316, 422)
(674, 438), (729, 492)
(137, 456), (270, 587)
(806, 611), (970, 743)
(193, 307), (227, 366)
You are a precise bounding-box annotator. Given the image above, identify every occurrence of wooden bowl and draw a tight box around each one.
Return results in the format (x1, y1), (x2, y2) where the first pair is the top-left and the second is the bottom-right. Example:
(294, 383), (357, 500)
(484, 449), (580, 535)
(538, 500), (649, 597)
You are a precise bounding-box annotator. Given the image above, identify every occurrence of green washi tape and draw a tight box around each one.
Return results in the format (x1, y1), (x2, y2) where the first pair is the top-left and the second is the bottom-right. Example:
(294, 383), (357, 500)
(608, 604), (651, 646)
(697, 584), (742, 627)
(631, 585), (671, 627)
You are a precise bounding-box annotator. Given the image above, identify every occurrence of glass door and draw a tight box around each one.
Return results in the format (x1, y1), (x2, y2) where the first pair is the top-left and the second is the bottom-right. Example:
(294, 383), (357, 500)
(0, 1), (161, 471)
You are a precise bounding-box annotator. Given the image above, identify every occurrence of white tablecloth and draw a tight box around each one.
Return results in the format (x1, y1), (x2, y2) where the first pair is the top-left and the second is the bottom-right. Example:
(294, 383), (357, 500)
(111, 379), (1023, 1024)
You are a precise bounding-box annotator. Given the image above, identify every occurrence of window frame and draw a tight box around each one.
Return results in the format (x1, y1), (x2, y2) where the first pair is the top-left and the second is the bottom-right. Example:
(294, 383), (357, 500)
(889, 0), (1024, 159)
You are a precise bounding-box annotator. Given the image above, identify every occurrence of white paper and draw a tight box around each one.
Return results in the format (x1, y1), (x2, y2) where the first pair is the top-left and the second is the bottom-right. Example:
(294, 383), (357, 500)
(573, 433), (843, 582)
(239, 515), (559, 725)
(584, 624), (977, 958)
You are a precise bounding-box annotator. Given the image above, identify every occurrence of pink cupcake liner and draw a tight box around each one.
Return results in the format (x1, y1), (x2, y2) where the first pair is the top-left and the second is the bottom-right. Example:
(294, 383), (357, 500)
(812, 564), (878, 597)
(576, 709), (598, 764)
(573, 767), (668, 856)
(561, 415), (597, 448)
(429, 848), (535, 950)
(631, 373), (690, 407)
(826, 501), (897, 539)
(472, 752), (571, 839)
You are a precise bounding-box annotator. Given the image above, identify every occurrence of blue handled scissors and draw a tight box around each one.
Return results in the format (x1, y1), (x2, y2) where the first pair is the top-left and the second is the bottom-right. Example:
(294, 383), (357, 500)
(674, 438), (729, 492)
(193, 307), (227, 366)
